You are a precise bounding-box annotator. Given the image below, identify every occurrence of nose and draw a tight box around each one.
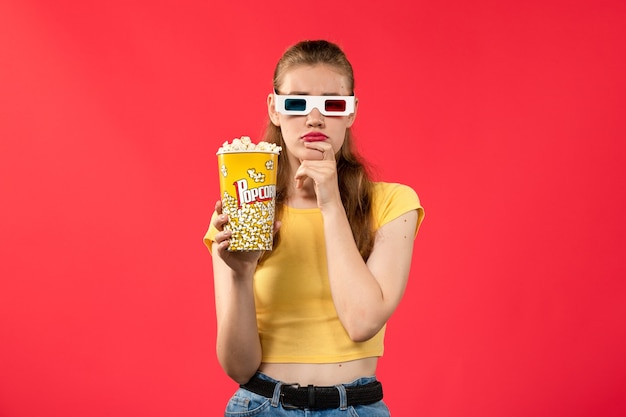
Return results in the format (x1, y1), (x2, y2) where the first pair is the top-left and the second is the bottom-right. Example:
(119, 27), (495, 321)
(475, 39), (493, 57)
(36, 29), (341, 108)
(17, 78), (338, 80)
(306, 108), (325, 127)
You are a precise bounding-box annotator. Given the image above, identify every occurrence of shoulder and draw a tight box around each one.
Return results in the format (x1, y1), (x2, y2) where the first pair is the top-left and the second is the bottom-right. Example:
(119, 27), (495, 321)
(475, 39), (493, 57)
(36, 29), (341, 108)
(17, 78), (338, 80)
(372, 182), (421, 208)
(371, 182), (425, 233)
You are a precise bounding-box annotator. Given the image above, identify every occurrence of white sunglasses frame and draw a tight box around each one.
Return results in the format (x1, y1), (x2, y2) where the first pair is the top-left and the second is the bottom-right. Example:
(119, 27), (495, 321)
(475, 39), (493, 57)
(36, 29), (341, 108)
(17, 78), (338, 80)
(273, 92), (356, 116)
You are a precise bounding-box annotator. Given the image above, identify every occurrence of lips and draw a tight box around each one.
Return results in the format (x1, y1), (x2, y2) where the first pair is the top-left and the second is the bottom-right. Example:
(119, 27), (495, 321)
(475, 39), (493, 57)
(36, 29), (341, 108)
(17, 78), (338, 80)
(302, 132), (328, 142)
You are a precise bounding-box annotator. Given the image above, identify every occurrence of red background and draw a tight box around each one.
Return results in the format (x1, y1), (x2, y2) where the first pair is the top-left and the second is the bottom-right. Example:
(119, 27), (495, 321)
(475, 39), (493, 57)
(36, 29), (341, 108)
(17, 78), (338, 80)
(1, 1), (625, 416)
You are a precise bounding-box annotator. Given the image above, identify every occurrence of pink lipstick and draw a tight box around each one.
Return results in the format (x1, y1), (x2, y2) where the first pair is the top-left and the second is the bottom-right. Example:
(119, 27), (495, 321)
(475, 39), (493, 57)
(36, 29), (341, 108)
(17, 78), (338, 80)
(302, 132), (328, 142)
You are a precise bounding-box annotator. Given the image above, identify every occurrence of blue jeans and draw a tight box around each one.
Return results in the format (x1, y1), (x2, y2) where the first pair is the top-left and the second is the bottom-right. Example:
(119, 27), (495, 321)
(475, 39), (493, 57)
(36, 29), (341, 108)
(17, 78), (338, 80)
(224, 372), (391, 416)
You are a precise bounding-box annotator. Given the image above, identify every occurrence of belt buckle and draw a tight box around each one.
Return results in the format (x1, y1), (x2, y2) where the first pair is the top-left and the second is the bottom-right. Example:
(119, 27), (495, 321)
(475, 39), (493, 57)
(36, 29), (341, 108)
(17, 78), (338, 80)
(279, 382), (301, 410)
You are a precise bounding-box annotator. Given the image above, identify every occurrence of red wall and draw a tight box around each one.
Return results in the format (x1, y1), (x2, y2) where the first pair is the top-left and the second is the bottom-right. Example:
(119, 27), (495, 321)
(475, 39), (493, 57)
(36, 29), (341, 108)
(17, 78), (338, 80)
(1, 1), (625, 416)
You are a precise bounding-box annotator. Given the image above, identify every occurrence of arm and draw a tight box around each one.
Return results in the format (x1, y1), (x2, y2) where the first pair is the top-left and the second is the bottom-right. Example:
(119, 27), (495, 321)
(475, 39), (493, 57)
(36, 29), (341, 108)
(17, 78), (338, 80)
(210, 201), (263, 384)
(295, 142), (418, 342)
(322, 202), (418, 342)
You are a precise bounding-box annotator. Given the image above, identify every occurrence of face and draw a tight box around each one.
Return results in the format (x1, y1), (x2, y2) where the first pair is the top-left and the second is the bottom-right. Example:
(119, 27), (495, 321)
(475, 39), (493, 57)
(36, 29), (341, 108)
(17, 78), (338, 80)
(267, 64), (358, 169)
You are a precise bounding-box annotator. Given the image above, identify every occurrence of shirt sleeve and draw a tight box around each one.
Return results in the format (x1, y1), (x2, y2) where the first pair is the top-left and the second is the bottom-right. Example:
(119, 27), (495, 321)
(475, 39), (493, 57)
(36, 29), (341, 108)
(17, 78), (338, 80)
(373, 182), (425, 237)
(202, 210), (219, 253)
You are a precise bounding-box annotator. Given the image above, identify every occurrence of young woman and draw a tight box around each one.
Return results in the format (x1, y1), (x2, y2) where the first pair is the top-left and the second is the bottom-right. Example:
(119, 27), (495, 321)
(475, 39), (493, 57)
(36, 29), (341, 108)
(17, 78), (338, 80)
(204, 39), (425, 416)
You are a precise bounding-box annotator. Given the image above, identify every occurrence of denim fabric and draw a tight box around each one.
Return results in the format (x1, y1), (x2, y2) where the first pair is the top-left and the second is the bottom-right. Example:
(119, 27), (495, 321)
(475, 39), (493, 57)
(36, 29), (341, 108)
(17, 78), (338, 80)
(224, 373), (391, 416)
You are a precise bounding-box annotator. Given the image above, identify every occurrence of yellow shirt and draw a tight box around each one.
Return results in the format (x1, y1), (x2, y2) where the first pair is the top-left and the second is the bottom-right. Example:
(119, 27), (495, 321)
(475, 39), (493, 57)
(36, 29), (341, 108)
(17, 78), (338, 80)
(204, 182), (424, 363)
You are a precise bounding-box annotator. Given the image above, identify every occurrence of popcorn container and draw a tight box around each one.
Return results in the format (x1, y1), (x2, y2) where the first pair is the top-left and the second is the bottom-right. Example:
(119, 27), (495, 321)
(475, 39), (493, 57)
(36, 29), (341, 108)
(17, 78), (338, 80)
(217, 150), (279, 251)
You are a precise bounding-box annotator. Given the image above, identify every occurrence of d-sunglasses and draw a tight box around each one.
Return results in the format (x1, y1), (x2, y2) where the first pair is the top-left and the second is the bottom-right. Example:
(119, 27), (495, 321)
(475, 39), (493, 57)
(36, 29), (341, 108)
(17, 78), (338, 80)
(273, 91), (355, 116)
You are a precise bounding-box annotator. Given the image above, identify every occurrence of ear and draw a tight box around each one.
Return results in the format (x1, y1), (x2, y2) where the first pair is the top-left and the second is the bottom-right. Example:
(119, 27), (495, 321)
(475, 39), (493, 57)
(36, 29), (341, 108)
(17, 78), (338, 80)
(346, 96), (358, 128)
(267, 93), (281, 126)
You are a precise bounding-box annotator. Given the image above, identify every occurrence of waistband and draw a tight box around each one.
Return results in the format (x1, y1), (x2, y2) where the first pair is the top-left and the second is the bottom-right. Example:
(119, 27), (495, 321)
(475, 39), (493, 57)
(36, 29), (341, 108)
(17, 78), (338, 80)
(240, 373), (384, 410)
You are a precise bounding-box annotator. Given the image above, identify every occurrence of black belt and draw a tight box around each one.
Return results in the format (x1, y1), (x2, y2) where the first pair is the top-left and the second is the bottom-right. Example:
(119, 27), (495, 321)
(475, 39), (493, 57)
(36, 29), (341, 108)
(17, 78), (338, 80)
(241, 374), (384, 410)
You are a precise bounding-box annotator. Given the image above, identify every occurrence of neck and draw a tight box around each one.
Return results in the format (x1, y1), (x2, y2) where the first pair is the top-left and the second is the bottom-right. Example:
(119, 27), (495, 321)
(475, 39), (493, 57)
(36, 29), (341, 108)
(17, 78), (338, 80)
(286, 178), (318, 209)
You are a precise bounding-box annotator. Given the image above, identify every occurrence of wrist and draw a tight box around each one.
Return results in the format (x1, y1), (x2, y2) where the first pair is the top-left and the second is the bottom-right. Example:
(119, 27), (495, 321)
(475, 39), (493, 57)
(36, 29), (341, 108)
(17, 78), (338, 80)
(320, 199), (346, 218)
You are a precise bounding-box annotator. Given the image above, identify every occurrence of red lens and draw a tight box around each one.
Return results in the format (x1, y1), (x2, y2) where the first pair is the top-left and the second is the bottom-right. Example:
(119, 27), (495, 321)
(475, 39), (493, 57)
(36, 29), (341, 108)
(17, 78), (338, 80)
(324, 99), (346, 112)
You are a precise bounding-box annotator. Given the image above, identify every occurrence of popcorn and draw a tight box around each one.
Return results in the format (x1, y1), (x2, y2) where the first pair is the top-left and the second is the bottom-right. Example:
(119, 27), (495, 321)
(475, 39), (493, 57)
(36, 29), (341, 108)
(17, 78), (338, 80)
(216, 136), (281, 251)
(217, 136), (282, 154)
(220, 191), (276, 251)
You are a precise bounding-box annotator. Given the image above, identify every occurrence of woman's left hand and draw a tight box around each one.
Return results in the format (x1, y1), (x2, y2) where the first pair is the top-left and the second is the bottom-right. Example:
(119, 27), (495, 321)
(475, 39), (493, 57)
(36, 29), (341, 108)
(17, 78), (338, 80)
(294, 141), (342, 209)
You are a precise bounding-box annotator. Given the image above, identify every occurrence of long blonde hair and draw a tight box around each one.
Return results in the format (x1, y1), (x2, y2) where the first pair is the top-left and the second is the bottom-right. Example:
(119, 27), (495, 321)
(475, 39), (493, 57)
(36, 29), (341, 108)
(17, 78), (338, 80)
(263, 40), (375, 261)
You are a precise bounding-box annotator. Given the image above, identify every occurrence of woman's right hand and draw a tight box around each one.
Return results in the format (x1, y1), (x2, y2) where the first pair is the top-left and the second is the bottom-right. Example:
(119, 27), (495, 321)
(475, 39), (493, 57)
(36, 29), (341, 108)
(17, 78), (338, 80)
(212, 200), (266, 273)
